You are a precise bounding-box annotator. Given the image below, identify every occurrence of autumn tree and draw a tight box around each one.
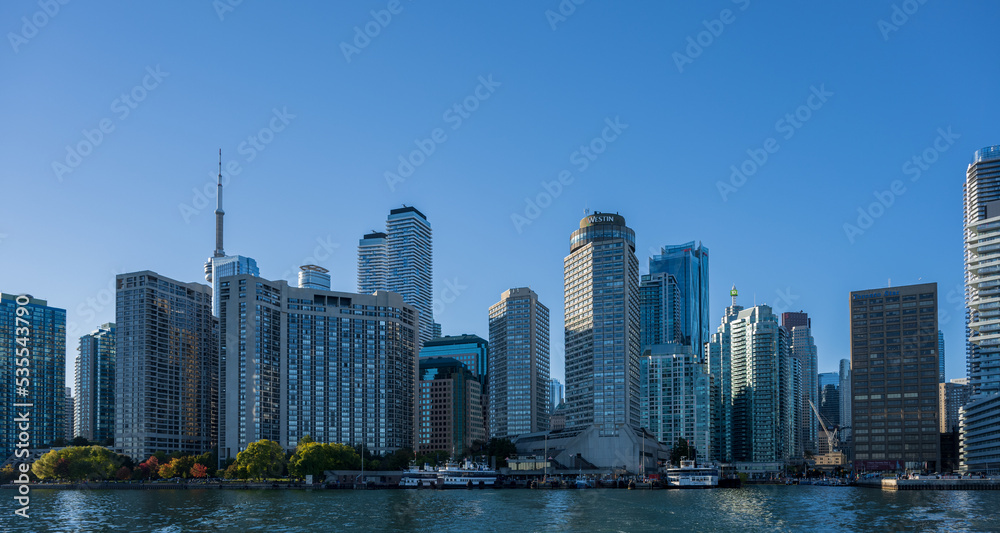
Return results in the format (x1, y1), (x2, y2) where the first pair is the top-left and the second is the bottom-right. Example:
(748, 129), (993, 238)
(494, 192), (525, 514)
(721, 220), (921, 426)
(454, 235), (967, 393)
(116, 466), (132, 480)
(32, 446), (121, 481)
(190, 463), (209, 478)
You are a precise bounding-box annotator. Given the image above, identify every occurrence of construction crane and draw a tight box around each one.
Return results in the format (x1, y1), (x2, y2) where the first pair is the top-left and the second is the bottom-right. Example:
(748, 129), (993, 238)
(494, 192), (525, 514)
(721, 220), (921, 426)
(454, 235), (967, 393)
(809, 399), (838, 451)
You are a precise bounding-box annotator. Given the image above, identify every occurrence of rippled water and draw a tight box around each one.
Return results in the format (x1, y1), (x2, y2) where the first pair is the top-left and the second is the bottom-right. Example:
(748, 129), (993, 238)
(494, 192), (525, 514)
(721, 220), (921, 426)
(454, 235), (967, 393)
(2, 486), (998, 532)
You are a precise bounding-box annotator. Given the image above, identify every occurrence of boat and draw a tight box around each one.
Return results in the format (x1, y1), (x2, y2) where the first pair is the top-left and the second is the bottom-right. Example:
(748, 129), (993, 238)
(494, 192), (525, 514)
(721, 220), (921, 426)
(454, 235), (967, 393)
(399, 464), (439, 488)
(666, 460), (719, 488)
(436, 459), (498, 488)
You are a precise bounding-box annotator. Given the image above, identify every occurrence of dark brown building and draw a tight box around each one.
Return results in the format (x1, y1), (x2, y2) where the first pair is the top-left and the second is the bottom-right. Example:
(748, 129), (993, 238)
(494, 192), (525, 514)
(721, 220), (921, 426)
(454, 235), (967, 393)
(417, 357), (485, 455)
(850, 282), (940, 472)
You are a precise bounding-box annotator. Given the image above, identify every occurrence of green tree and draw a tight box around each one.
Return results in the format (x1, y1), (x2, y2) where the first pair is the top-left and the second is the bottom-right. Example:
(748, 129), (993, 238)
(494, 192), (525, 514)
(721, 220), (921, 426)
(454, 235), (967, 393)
(234, 439), (287, 480)
(385, 448), (414, 470)
(158, 460), (177, 479)
(484, 438), (517, 467)
(70, 436), (90, 447)
(32, 446), (122, 481)
(670, 438), (696, 465)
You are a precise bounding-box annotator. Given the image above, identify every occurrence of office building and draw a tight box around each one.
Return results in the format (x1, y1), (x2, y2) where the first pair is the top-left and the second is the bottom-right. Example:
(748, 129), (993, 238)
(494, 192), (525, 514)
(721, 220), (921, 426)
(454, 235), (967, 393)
(219, 268), (418, 459)
(941, 380), (972, 433)
(75, 323), (116, 443)
(203, 152), (259, 316)
(840, 358), (851, 432)
(704, 285), (743, 463)
(639, 344), (711, 460)
(1, 293), (66, 456)
(729, 305), (797, 463)
(489, 288), (550, 439)
(417, 357), (485, 455)
(818, 372), (840, 428)
(850, 282), (939, 472)
(420, 334), (488, 383)
(564, 212), (641, 433)
(115, 272), (217, 459)
(549, 378), (564, 412)
(647, 242), (709, 352)
(785, 312), (818, 455)
(961, 145), (1000, 472)
(939, 331), (946, 383)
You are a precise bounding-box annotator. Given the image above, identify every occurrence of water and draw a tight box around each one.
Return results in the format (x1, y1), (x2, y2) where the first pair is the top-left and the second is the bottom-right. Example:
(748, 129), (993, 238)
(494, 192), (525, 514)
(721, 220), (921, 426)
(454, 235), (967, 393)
(2, 486), (998, 532)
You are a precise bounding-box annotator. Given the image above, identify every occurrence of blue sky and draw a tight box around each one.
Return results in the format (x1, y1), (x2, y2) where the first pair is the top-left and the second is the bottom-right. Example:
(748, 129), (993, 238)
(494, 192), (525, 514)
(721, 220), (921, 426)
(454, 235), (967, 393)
(2, 1), (998, 390)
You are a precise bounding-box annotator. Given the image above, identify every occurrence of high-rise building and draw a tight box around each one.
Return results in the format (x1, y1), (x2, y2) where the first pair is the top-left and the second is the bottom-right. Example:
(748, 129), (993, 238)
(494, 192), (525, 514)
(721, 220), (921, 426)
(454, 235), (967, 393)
(785, 312), (818, 455)
(298, 265), (331, 290)
(75, 322), (116, 443)
(648, 242), (709, 353)
(941, 380), (972, 433)
(851, 282), (939, 472)
(818, 372), (840, 428)
(705, 285), (743, 463)
(115, 272), (217, 459)
(218, 268), (418, 459)
(563, 213), (641, 434)
(420, 335), (488, 383)
(639, 344), (711, 460)
(203, 151), (259, 316)
(417, 357), (485, 455)
(960, 145), (1000, 472)
(489, 288), (550, 439)
(840, 358), (852, 432)
(729, 305), (797, 463)
(939, 331), (946, 384)
(357, 231), (388, 295)
(639, 272), (682, 349)
(64, 388), (74, 441)
(387, 207), (433, 346)
(549, 378), (564, 412)
(1, 293), (66, 456)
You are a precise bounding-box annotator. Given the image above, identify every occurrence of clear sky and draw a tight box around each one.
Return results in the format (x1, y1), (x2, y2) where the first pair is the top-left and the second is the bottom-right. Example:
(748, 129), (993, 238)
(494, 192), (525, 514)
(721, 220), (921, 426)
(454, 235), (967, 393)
(2, 1), (998, 393)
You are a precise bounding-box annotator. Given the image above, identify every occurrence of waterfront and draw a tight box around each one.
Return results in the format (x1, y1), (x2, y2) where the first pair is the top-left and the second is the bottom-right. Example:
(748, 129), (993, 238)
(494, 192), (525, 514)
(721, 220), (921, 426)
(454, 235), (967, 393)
(3, 486), (1000, 532)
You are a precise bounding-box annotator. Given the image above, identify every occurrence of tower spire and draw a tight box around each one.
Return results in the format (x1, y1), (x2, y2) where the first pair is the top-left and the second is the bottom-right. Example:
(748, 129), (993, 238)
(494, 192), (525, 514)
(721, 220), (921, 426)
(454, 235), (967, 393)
(214, 149), (225, 258)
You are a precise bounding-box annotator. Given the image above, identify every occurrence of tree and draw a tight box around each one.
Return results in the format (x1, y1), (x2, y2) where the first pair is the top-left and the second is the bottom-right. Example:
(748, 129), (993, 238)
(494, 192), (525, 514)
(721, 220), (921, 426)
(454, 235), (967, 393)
(288, 442), (361, 480)
(190, 463), (209, 478)
(234, 439), (287, 480)
(385, 448), (414, 471)
(32, 446), (122, 481)
(484, 438), (517, 467)
(670, 438), (696, 465)
(158, 461), (177, 479)
(116, 466), (132, 480)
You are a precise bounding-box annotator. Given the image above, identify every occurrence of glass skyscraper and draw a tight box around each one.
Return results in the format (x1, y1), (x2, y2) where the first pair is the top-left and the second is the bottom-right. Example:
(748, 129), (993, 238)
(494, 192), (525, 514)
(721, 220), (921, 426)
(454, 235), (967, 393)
(705, 288), (743, 463)
(784, 312), (818, 455)
(563, 212), (640, 433)
(648, 242), (709, 354)
(1, 293), (66, 456)
(489, 288), (550, 439)
(75, 322), (116, 443)
(639, 344), (711, 460)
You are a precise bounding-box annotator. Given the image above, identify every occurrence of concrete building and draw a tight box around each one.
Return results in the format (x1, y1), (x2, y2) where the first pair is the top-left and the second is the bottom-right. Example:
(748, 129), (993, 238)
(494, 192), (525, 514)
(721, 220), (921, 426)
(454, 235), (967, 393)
(74, 323), (115, 443)
(513, 425), (666, 475)
(563, 212), (640, 434)
(785, 312), (818, 455)
(489, 288), (550, 439)
(417, 357), (485, 455)
(941, 380), (972, 433)
(1, 293), (67, 456)
(704, 286), (743, 463)
(218, 268), (418, 459)
(639, 344), (711, 460)
(729, 305), (797, 463)
(115, 272), (217, 459)
(962, 145), (1000, 472)
(850, 282), (940, 472)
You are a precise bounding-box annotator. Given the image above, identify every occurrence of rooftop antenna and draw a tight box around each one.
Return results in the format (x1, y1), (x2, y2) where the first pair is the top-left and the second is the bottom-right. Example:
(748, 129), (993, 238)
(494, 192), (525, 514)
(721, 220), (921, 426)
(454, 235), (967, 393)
(730, 284), (738, 307)
(213, 149), (225, 258)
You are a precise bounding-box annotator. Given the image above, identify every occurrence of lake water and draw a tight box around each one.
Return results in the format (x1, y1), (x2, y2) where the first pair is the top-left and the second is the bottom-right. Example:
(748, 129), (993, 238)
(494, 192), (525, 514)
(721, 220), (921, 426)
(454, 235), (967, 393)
(2, 486), (999, 532)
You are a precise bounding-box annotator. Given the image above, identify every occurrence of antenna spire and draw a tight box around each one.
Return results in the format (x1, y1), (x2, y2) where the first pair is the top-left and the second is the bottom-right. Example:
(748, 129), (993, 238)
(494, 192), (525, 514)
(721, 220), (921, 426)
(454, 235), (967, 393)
(214, 149), (225, 258)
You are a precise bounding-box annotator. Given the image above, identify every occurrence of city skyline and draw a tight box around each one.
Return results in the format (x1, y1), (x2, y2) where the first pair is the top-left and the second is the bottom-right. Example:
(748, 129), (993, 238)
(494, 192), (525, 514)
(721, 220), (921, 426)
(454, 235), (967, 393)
(4, 2), (1000, 394)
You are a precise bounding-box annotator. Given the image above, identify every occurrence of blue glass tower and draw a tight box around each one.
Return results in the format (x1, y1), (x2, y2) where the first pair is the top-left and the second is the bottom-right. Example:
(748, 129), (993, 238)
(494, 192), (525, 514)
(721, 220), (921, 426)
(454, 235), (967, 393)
(648, 242), (710, 356)
(75, 323), (116, 443)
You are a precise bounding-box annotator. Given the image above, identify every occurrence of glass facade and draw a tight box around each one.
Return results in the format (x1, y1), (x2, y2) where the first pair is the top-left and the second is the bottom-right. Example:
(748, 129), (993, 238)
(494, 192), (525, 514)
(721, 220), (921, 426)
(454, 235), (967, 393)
(75, 322), (116, 443)
(417, 357), (484, 454)
(639, 345), (711, 460)
(489, 288), (550, 439)
(648, 242), (710, 354)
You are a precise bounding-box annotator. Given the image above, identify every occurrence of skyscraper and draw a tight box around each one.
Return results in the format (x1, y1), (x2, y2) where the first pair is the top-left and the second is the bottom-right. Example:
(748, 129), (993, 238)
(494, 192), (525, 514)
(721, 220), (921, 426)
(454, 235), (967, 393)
(648, 242), (709, 353)
(75, 322), (116, 443)
(851, 282), (939, 472)
(417, 358), (485, 455)
(729, 305), (797, 463)
(938, 331), (946, 383)
(818, 372), (840, 428)
(64, 388), (74, 442)
(941, 380), (972, 433)
(1, 293), (66, 456)
(564, 212), (641, 434)
(420, 334), (489, 440)
(705, 286), (743, 463)
(839, 358), (852, 444)
(639, 272), (682, 349)
(358, 207), (433, 346)
(115, 272), (217, 459)
(203, 151), (259, 316)
(784, 312), (818, 455)
(218, 269), (418, 458)
(549, 378), (564, 412)
(489, 288), (550, 439)
(640, 344), (712, 460)
(961, 145), (1000, 472)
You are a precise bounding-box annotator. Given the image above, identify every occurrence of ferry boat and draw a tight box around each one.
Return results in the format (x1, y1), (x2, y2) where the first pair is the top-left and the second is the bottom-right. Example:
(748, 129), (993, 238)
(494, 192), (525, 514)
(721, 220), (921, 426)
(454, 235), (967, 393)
(666, 460), (719, 488)
(399, 464), (439, 488)
(436, 459), (498, 488)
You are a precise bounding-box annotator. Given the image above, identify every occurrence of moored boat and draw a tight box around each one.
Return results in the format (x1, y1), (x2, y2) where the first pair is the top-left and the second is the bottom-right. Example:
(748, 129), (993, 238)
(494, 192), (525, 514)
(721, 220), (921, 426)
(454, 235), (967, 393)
(666, 460), (719, 488)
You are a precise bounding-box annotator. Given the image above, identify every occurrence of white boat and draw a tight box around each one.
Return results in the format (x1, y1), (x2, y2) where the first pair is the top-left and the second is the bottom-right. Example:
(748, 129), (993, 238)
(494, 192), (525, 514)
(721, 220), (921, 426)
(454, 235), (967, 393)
(666, 460), (719, 488)
(436, 459), (497, 488)
(399, 464), (439, 488)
